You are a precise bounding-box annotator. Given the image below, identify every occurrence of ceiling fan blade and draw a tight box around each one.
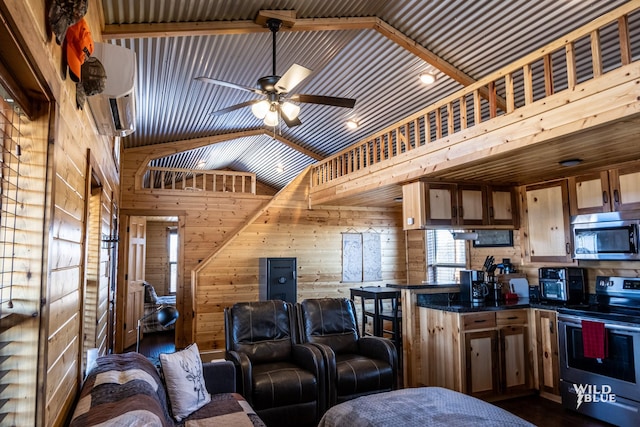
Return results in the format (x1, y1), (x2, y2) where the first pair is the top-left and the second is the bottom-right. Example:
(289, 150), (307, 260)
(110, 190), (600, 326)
(195, 76), (263, 95)
(290, 94), (356, 109)
(281, 112), (302, 128)
(275, 64), (312, 93)
(210, 99), (260, 116)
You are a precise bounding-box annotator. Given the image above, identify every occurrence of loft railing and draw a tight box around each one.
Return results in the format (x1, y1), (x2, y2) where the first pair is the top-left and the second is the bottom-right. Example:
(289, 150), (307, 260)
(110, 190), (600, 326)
(141, 167), (257, 195)
(310, 3), (639, 188)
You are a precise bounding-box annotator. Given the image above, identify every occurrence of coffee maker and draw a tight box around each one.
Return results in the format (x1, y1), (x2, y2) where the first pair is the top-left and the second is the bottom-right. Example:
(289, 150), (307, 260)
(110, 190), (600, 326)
(460, 270), (487, 303)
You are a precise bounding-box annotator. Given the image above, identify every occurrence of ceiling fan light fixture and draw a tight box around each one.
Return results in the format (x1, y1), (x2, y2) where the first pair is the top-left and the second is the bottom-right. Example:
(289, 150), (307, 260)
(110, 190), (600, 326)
(264, 109), (279, 127)
(419, 72), (436, 85)
(281, 102), (300, 121)
(251, 100), (270, 119)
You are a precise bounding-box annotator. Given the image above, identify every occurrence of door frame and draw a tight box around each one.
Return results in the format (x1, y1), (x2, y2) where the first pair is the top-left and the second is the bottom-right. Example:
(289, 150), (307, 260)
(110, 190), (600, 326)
(115, 210), (187, 353)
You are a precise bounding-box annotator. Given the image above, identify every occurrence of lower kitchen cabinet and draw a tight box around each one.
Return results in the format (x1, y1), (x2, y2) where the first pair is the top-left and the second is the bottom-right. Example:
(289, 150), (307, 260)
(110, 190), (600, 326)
(534, 308), (561, 399)
(419, 307), (532, 400)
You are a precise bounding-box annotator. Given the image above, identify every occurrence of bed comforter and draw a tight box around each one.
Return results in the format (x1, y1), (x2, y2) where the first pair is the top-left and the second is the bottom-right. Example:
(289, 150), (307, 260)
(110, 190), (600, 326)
(317, 387), (535, 427)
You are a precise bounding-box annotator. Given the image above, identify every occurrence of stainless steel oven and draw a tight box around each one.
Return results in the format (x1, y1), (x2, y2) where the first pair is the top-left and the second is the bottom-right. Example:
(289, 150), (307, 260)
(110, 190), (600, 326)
(558, 276), (640, 427)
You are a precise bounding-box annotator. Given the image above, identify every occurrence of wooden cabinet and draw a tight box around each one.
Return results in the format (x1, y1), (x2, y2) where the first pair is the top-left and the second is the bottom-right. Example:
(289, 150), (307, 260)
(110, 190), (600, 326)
(534, 309), (560, 398)
(463, 309), (529, 399)
(425, 183), (485, 227)
(401, 181), (517, 230)
(402, 181), (426, 230)
(418, 307), (531, 400)
(569, 166), (640, 215)
(525, 181), (572, 262)
(488, 185), (518, 227)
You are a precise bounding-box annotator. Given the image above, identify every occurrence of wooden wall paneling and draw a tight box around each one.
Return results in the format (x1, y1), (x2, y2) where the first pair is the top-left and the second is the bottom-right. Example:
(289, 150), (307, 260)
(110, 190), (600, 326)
(190, 169), (405, 350)
(145, 221), (175, 295)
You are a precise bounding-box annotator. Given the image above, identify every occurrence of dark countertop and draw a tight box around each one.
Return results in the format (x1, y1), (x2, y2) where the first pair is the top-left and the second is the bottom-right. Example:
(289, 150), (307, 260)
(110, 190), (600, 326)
(387, 283), (459, 290)
(418, 296), (532, 312)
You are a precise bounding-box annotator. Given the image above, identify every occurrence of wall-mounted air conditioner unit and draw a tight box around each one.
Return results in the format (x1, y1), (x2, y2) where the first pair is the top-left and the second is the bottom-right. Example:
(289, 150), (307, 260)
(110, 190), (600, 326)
(87, 43), (137, 137)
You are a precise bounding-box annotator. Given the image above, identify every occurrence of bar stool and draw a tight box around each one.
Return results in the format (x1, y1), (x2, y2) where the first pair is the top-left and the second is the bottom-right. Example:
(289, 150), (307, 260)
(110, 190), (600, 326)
(349, 286), (402, 351)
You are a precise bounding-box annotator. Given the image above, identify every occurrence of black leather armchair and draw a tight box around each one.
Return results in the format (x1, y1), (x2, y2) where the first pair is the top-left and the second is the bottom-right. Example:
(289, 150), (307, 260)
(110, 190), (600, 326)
(225, 300), (325, 427)
(297, 297), (398, 406)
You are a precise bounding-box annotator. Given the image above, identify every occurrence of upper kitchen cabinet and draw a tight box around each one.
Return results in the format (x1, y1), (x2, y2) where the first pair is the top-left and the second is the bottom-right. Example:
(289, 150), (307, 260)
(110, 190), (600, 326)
(401, 182), (518, 230)
(425, 183), (485, 227)
(488, 185), (519, 227)
(525, 181), (573, 263)
(402, 181), (426, 230)
(569, 165), (640, 215)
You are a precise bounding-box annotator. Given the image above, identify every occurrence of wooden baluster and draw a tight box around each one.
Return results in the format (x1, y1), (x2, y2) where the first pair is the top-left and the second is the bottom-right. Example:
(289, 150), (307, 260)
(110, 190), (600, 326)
(222, 174), (227, 192)
(473, 90), (482, 125)
(161, 171), (165, 189)
(505, 73), (515, 113)
(435, 107), (443, 140)
(590, 29), (602, 78)
(544, 54), (554, 96)
(447, 102), (455, 135)
(488, 81), (497, 118)
(171, 171), (176, 190)
(459, 95), (467, 130)
(565, 42), (577, 89)
(619, 15), (631, 66)
(523, 64), (533, 105)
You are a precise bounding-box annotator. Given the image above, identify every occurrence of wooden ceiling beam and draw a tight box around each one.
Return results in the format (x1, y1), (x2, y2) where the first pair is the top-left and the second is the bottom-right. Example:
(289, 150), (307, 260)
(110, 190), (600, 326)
(103, 14), (505, 109)
(124, 128), (323, 161)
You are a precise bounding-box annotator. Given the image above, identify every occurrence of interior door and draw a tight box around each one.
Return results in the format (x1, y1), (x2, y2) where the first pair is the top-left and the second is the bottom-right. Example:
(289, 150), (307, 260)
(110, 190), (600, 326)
(123, 216), (147, 349)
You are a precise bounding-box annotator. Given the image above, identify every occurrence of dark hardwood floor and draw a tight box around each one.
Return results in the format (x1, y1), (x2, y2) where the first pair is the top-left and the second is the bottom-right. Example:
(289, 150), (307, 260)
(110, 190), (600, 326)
(133, 332), (613, 427)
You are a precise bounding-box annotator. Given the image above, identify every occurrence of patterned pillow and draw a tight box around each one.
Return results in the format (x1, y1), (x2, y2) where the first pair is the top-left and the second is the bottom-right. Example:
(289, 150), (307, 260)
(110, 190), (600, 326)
(144, 282), (159, 303)
(160, 343), (211, 422)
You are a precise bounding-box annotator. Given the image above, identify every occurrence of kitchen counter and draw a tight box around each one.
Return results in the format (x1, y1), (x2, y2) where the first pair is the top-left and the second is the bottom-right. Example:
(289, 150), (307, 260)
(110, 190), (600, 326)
(387, 283), (459, 293)
(417, 291), (531, 312)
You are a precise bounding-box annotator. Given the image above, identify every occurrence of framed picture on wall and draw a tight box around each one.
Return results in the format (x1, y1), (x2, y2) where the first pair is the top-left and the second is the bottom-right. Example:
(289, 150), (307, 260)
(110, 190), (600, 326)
(472, 230), (514, 247)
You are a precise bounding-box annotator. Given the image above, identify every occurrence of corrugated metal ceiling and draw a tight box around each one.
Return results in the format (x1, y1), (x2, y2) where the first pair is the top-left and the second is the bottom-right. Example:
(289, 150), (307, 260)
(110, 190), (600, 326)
(101, 0), (631, 191)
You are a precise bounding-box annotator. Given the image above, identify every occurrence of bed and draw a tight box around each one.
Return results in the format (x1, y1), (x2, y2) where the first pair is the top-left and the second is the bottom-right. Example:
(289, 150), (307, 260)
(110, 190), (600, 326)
(317, 387), (535, 427)
(143, 282), (177, 333)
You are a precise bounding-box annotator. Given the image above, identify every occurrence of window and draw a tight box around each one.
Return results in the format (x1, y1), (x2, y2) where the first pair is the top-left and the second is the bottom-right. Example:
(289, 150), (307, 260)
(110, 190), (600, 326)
(168, 227), (178, 293)
(426, 229), (467, 283)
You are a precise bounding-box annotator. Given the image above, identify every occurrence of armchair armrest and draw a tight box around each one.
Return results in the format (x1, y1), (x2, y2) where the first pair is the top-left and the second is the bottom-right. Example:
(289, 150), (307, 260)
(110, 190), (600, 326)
(292, 343), (327, 413)
(305, 342), (338, 406)
(202, 360), (236, 394)
(226, 350), (253, 403)
(359, 337), (398, 376)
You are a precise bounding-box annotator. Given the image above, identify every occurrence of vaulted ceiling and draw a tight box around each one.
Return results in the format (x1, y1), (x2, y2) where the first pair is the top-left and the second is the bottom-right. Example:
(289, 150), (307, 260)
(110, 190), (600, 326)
(101, 0), (630, 191)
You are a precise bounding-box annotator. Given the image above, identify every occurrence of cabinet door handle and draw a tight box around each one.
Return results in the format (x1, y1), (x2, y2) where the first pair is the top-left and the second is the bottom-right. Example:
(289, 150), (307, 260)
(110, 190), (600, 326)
(474, 319), (486, 323)
(452, 206), (457, 218)
(602, 191), (609, 204)
(549, 320), (554, 334)
(507, 316), (518, 320)
(566, 242), (570, 254)
(459, 206), (464, 218)
(613, 189), (620, 204)
(489, 206), (494, 218)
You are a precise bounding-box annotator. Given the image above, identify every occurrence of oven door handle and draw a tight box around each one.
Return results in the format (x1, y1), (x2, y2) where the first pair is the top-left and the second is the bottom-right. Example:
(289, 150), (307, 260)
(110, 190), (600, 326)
(559, 314), (640, 334)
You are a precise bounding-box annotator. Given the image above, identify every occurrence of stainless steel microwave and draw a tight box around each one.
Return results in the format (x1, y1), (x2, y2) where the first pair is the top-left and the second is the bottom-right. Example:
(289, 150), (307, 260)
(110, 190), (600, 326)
(571, 212), (639, 260)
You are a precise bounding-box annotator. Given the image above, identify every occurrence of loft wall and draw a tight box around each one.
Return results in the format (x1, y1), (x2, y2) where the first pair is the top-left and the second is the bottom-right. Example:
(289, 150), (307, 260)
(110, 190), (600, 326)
(192, 169), (406, 351)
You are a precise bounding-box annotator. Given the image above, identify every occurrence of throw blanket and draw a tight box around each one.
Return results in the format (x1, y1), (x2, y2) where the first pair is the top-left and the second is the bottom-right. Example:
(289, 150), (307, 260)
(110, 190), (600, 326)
(318, 387), (535, 427)
(70, 352), (174, 427)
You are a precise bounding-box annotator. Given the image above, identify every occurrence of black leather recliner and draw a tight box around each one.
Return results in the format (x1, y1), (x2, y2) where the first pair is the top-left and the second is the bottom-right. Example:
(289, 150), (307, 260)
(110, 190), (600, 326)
(296, 297), (398, 406)
(224, 300), (325, 427)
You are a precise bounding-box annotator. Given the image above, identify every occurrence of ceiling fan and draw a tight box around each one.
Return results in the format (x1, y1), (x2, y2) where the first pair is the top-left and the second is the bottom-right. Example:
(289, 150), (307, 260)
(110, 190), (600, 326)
(196, 18), (356, 127)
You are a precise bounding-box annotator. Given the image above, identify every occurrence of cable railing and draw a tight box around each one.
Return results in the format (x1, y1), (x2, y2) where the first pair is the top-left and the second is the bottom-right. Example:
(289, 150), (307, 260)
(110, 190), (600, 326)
(310, 3), (639, 188)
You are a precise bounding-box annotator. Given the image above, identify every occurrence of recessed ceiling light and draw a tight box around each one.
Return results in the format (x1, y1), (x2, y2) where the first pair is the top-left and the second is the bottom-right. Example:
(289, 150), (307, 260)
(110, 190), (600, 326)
(419, 73), (436, 85)
(275, 164), (285, 173)
(559, 158), (583, 167)
(346, 119), (359, 129)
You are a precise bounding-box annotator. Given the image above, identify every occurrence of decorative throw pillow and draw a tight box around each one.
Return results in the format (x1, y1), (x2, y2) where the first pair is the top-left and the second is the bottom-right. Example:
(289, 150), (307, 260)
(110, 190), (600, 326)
(160, 343), (211, 421)
(144, 282), (159, 303)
